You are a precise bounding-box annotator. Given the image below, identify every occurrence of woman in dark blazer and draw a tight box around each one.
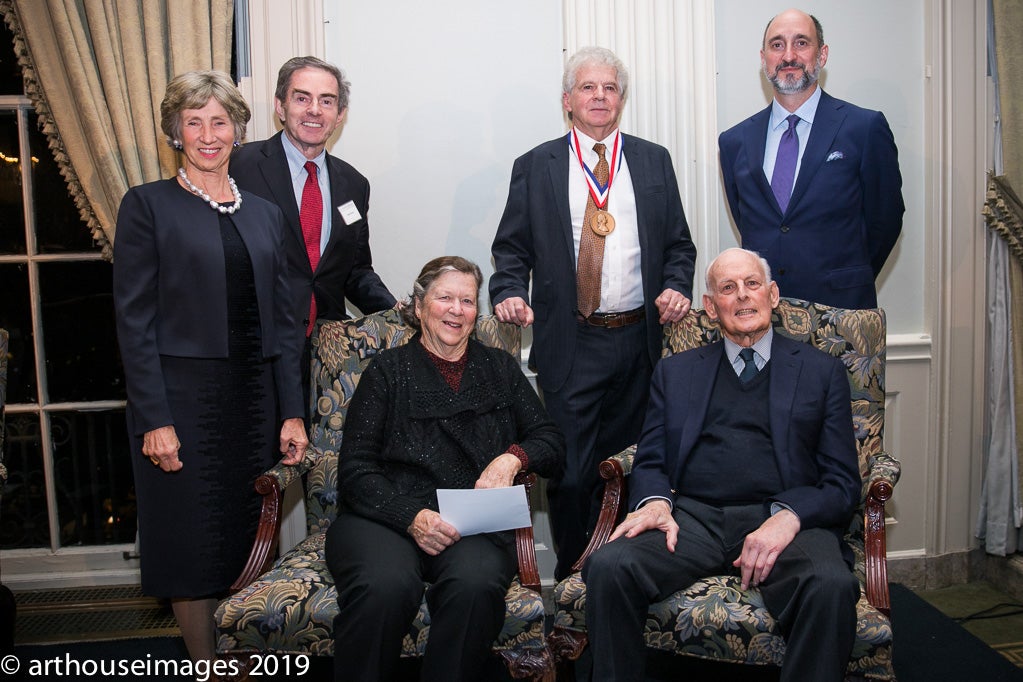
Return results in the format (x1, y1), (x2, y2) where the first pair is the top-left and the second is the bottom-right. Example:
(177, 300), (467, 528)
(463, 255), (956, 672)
(325, 256), (564, 682)
(113, 70), (307, 662)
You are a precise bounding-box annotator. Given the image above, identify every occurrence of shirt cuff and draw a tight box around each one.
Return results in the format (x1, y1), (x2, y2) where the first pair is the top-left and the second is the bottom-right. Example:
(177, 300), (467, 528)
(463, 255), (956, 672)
(770, 501), (798, 518)
(635, 495), (673, 512)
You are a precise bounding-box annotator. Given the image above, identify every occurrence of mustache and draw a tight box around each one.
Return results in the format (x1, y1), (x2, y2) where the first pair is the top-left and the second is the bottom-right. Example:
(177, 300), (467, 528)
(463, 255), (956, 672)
(774, 59), (807, 75)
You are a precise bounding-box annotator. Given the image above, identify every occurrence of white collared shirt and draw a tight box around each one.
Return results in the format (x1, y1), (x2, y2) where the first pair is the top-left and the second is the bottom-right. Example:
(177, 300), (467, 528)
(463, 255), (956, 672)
(568, 127), (643, 313)
(280, 134), (331, 254)
(762, 86), (822, 188)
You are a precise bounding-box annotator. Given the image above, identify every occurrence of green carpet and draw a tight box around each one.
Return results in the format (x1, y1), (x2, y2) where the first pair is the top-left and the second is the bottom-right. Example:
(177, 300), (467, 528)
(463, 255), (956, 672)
(916, 581), (1023, 667)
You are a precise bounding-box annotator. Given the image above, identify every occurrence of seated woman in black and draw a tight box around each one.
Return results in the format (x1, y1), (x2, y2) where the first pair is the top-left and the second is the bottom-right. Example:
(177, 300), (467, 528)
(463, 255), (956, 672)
(325, 255), (564, 682)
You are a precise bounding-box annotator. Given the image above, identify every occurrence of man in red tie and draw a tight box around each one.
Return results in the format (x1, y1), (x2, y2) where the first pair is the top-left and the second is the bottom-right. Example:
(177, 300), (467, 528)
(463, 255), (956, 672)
(232, 57), (396, 418)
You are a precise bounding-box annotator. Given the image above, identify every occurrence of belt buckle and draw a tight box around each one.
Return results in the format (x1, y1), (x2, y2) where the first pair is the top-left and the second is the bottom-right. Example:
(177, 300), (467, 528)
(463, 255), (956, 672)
(600, 312), (620, 327)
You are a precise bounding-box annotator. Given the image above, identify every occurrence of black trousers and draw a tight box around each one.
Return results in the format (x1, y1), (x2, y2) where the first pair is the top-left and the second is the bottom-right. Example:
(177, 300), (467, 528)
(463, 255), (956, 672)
(582, 498), (859, 682)
(543, 320), (652, 580)
(324, 513), (517, 682)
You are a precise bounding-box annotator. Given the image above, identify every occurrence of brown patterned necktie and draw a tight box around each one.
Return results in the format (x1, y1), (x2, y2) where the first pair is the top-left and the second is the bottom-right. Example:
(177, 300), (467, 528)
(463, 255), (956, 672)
(576, 142), (609, 318)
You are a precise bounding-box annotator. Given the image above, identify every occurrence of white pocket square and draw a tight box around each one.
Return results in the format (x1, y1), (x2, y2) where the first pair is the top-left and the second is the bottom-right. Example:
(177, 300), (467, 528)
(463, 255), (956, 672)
(826, 151), (845, 162)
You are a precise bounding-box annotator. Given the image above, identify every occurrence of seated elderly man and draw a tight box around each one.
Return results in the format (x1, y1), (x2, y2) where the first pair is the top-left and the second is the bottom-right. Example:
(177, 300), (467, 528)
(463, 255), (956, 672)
(583, 247), (861, 682)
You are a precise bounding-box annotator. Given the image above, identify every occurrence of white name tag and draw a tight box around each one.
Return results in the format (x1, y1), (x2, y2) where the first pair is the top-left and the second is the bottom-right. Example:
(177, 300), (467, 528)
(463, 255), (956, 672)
(337, 200), (362, 225)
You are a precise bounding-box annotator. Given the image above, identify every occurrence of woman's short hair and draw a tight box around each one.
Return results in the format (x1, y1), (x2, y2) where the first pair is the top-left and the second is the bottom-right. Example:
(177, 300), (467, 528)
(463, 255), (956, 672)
(274, 56), (351, 112)
(160, 70), (250, 146)
(401, 256), (483, 330)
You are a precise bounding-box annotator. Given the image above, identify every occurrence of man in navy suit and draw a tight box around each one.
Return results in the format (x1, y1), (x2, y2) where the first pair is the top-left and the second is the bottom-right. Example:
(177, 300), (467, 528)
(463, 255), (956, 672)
(490, 47), (697, 579)
(583, 247), (862, 682)
(231, 57), (396, 415)
(718, 9), (904, 309)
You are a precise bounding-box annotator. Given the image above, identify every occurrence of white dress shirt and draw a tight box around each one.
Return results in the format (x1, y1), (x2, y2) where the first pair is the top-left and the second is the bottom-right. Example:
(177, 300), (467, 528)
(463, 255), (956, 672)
(568, 127), (644, 313)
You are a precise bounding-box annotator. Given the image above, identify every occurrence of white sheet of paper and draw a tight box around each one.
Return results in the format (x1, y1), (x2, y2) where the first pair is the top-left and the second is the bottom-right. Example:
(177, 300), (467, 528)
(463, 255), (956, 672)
(436, 485), (532, 536)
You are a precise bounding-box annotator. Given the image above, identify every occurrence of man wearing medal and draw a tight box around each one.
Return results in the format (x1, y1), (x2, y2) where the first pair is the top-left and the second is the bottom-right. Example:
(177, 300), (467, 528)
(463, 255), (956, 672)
(490, 46), (697, 580)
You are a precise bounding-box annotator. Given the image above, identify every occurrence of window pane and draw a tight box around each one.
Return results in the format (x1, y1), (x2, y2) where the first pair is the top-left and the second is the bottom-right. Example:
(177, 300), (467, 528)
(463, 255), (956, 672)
(0, 110), (26, 254)
(0, 263), (37, 404)
(0, 412), (50, 548)
(39, 261), (124, 402)
(51, 410), (135, 546)
(30, 111), (96, 254)
(0, 23), (24, 95)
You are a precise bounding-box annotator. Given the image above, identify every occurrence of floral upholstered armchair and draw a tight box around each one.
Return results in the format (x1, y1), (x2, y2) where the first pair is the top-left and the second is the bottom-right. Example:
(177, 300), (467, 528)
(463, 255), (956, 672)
(549, 298), (900, 681)
(214, 309), (554, 680)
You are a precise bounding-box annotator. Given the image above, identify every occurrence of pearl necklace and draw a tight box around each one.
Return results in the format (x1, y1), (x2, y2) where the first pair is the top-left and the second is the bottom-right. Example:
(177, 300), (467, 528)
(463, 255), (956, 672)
(178, 168), (242, 214)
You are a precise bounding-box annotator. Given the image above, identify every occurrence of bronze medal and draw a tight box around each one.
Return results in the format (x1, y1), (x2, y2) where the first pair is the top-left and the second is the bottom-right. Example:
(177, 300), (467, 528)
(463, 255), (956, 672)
(588, 210), (616, 236)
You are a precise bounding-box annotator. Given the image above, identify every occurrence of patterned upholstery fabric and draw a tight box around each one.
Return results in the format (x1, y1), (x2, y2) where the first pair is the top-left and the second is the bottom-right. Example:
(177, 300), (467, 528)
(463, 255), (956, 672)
(552, 298), (900, 680)
(215, 310), (548, 664)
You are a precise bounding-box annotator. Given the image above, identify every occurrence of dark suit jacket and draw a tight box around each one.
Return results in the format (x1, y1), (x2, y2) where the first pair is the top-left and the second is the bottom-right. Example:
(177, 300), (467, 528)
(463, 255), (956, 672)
(629, 335), (860, 532)
(489, 133), (697, 392)
(230, 131), (395, 331)
(113, 179), (304, 435)
(718, 90), (904, 309)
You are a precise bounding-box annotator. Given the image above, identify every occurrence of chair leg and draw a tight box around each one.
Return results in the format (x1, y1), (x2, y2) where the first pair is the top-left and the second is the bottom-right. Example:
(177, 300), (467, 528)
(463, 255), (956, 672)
(499, 646), (555, 680)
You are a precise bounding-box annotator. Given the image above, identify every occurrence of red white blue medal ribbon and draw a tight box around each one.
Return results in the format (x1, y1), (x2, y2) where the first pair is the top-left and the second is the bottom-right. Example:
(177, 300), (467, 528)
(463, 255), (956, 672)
(569, 129), (622, 210)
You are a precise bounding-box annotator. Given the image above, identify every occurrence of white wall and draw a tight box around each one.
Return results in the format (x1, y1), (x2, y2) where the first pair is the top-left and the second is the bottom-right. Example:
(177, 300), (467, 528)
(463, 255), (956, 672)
(714, 1), (926, 335)
(313, 1), (981, 566)
(326, 0), (563, 311)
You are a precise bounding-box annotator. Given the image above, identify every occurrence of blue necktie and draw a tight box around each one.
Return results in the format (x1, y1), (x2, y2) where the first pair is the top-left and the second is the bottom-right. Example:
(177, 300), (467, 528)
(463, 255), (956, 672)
(771, 114), (800, 213)
(738, 347), (759, 383)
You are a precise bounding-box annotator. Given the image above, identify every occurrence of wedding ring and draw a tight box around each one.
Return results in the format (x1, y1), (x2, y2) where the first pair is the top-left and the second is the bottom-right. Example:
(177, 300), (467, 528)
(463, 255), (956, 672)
(149, 456), (160, 466)
(675, 302), (682, 309)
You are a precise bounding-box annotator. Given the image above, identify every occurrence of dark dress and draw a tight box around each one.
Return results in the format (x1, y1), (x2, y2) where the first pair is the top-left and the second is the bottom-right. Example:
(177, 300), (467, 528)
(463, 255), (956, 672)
(128, 212), (277, 598)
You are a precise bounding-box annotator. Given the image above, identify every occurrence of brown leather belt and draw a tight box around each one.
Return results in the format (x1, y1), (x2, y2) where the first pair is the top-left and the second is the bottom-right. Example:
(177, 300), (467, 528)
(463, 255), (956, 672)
(575, 307), (646, 329)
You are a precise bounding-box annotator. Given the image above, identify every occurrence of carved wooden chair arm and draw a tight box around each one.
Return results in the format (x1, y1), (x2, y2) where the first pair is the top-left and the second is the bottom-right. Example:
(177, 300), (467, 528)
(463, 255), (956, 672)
(863, 451), (900, 617)
(229, 446), (322, 591)
(569, 447), (636, 574)
(514, 471), (541, 593)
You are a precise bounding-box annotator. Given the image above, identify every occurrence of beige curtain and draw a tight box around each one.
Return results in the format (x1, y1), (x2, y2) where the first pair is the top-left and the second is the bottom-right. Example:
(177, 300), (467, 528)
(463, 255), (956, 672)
(0, 0), (234, 259)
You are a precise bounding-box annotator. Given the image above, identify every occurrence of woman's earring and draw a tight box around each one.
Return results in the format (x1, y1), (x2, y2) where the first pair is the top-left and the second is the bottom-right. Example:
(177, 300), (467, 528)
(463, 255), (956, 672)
(172, 139), (183, 150)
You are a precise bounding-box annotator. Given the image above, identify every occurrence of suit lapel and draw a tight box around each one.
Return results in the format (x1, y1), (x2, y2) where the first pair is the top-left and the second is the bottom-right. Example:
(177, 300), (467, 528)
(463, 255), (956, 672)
(258, 133), (304, 249)
(742, 106), (778, 214)
(319, 155), (350, 265)
(622, 134), (652, 258)
(547, 136), (575, 262)
(768, 336), (803, 485)
(789, 90), (845, 213)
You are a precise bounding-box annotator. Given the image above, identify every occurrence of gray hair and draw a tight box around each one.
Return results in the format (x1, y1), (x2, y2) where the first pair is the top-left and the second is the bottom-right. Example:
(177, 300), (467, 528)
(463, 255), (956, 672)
(562, 46), (629, 101)
(401, 256), (484, 330)
(275, 56), (351, 111)
(705, 248), (773, 292)
(161, 70), (250, 145)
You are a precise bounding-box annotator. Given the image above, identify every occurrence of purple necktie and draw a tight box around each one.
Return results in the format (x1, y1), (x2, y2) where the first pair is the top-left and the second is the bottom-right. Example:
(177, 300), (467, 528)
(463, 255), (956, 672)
(771, 114), (800, 213)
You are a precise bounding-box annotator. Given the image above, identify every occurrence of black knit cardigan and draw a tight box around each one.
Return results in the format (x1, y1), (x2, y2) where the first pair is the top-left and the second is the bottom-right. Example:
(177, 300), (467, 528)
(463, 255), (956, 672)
(337, 334), (565, 534)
